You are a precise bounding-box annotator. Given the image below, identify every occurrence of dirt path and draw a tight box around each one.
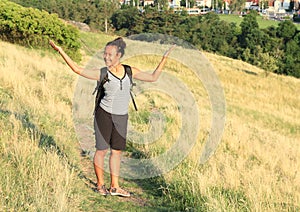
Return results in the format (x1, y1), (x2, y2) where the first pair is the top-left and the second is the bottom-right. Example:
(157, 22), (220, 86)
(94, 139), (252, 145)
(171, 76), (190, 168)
(75, 124), (159, 211)
(72, 76), (171, 211)
(76, 124), (169, 211)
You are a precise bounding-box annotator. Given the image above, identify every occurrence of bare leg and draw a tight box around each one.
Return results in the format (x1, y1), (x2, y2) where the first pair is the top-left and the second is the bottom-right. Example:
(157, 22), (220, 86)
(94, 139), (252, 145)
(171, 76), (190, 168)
(109, 149), (122, 188)
(93, 149), (108, 187)
(109, 149), (130, 197)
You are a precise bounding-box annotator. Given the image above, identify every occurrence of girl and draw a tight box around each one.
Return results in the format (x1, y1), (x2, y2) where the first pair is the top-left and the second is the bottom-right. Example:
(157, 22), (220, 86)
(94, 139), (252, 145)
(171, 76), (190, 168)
(50, 37), (175, 197)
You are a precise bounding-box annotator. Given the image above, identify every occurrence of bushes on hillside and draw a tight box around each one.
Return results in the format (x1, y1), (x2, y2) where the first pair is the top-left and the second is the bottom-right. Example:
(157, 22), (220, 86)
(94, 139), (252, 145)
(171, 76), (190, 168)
(9, 0), (114, 33)
(0, 0), (81, 61)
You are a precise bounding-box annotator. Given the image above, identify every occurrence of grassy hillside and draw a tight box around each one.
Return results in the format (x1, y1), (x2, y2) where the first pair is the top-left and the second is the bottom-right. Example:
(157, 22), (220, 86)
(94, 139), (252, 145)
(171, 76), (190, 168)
(0, 41), (82, 210)
(0, 31), (299, 211)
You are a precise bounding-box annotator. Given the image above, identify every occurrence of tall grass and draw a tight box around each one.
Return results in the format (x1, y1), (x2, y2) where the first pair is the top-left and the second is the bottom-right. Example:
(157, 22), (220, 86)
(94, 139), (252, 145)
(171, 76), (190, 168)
(1, 31), (299, 211)
(0, 41), (83, 211)
(115, 38), (300, 210)
(124, 43), (299, 211)
(158, 53), (300, 211)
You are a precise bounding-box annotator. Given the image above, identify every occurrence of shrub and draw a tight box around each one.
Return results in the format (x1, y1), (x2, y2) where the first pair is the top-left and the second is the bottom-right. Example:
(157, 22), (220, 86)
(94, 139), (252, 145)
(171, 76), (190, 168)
(293, 15), (300, 23)
(0, 0), (81, 61)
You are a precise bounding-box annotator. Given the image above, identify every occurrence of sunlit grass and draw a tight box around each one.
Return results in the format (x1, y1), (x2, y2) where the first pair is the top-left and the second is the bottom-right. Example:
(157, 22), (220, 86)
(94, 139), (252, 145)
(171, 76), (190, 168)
(1, 30), (299, 211)
(124, 47), (300, 211)
(0, 41), (83, 211)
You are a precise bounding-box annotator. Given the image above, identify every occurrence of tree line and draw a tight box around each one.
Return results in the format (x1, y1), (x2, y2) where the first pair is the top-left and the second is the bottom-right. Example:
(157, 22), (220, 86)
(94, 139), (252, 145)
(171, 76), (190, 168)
(111, 7), (300, 78)
(6, 0), (300, 78)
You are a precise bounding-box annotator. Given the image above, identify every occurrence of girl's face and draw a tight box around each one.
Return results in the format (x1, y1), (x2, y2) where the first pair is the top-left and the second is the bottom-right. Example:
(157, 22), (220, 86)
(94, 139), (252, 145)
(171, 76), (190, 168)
(103, 45), (121, 67)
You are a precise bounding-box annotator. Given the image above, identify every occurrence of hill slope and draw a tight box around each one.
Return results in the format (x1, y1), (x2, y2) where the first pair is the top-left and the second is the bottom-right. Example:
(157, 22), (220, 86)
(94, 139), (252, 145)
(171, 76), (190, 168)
(0, 33), (299, 211)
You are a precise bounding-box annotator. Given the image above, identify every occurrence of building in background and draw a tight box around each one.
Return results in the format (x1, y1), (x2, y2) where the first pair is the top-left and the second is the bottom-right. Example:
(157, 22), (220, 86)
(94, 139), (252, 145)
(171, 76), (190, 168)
(246, 0), (299, 10)
(169, 0), (181, 8)
(120, 0), (299, 11)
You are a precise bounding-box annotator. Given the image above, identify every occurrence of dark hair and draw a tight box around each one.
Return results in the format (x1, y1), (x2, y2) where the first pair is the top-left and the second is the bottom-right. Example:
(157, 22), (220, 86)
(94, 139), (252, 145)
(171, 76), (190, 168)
(106, 37), (126, 57)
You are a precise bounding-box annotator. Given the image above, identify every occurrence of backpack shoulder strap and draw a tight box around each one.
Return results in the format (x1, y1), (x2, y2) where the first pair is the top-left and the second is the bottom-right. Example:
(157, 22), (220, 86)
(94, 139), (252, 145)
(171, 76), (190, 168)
(122, 64), (138, 111)
(93, 67), (109, 114)
(92, 67), (108, 95)
(123, 64), (134, 85)
(100, 67), (108, 83)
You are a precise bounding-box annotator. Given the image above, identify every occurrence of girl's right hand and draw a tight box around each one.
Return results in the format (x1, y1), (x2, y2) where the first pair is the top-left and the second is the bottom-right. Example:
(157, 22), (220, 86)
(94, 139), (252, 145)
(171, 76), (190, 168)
(49, 40), (62, 53)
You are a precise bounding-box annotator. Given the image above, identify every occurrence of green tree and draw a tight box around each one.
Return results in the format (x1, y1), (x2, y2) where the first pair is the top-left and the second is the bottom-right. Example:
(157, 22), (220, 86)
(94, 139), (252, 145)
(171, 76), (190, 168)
(277, 35), (300, 77)
(154, 0), (169, 10)
(111, 7), (143, 36)
(181, 0), (196, 8)
(91, 0), (120, 33)
(276, 20), (297, 44)
(239, 11), (259, 48)
(229, 0), (246, 12)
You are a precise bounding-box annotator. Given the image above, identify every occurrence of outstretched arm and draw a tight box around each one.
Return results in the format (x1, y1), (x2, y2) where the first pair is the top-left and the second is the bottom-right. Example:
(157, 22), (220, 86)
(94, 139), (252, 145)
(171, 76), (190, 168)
(132, 45), (176, 82)
(49, 40), (100, 80)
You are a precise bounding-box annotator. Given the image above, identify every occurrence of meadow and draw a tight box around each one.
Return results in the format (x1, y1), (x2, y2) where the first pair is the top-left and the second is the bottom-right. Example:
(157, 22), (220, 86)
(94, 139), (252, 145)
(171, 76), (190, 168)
(219, 13), (300, 30)
(0, 31), (299, 211)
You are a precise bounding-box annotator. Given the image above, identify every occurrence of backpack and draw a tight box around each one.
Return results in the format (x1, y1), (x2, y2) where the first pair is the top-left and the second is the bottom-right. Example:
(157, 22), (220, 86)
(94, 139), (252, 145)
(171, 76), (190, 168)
(93, 64), (137, 114)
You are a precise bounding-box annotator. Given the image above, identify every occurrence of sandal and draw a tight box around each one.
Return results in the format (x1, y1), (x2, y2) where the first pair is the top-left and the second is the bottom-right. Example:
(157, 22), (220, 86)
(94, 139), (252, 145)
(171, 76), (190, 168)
(96, 185), (109, 196)
(110, 187), (130, 197)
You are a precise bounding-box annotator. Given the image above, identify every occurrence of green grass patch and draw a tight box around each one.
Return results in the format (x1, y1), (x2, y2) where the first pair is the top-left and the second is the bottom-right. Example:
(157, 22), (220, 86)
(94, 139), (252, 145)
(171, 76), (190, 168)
(211, 186), (251, 211)
(218, 14), (300, 30)
(79, 31), (116, 56)
(229, 105), (300, 137)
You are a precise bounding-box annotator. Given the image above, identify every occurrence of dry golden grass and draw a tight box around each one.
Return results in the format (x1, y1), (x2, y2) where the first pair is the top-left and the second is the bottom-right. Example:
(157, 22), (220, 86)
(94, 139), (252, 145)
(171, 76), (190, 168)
(162, 52), (300, 211)
(205, 52), (300, 210)
(121, 46), (299, 210)
(73, 38), (299, 210)
(0, 41), (83, 211)
(1, 36), (299, 211)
